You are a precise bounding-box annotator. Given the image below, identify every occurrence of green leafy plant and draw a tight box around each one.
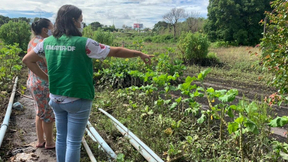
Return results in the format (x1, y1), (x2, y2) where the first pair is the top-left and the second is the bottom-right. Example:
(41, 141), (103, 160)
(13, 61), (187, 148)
(0, 43), (22, 91)
(260, 0), (288, 95)
(93, 28), (114, 45)
(0, 20), (30, 52)
(177, 32), (210, 64)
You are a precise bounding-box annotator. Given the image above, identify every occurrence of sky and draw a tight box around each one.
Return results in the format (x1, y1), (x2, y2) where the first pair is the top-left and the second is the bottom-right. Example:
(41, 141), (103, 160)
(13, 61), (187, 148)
(0, 0), (209, 29)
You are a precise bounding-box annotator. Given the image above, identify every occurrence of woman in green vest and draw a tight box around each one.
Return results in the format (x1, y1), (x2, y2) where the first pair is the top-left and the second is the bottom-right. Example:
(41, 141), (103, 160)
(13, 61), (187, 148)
(22, 4), (153, 162)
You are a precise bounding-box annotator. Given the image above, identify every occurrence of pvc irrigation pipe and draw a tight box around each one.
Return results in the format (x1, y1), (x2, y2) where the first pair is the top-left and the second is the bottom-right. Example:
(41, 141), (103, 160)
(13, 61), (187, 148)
(86, 128), (97, 142)
(82, 137), (97, 162)
(86, 121), (117, 159)
(0, 77), (18, 147)
(98, 108), (164, 162)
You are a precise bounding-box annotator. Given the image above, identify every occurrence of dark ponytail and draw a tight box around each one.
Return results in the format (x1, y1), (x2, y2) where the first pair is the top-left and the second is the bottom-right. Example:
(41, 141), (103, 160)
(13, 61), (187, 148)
(31, 18), (51, 35)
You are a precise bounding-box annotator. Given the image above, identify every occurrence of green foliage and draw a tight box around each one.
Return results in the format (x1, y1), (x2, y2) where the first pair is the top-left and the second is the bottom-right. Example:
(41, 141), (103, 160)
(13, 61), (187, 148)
(92, 66), (284, 161)
(269, 116), (288, 127)
(147, 34), (175, 43)
(93, 48), (185, 88)
(204, 0), (271, 46)
(0, 15), (10, 27)
(0, 20), (30, 51)
(178, 32), (209, 63)
(152, 21), (169, 33)
(93, 28), (114, 45)
(260, 0), (288, 94)
(82, 25), (94, 39)
(90, 21), (102, 31)
(0, 43), (22, 91)
(210, 41), (230, 48)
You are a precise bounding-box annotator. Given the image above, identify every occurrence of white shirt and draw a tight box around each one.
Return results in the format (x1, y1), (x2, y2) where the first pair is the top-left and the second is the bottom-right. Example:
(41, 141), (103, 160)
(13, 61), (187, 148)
(33, 38), (111, 103)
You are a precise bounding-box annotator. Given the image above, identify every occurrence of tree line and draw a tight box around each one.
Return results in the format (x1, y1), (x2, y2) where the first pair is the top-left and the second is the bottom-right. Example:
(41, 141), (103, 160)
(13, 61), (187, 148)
(0, 0), (280, 50)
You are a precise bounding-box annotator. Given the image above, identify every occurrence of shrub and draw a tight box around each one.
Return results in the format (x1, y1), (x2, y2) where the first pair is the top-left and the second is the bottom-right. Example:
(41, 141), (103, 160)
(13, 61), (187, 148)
(143, 36), (152, 42)
(0, 20), (30, 52)
(0, 43), (22, 91)
(178, 32), (210, 63)
(260, 0), (288, 94)
(93, 28), (114, 45)
(211, 41), (230, 48)
(82, 25), (94, 38)
(151, 34), (175, 43)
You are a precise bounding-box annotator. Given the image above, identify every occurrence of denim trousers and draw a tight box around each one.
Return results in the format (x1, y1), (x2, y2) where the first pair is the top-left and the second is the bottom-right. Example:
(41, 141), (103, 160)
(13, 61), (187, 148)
(49, 99), (92, 162)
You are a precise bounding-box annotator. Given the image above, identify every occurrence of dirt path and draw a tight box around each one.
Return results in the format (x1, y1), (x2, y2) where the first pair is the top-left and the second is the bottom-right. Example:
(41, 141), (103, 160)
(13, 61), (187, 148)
(8, 91), (56, 162)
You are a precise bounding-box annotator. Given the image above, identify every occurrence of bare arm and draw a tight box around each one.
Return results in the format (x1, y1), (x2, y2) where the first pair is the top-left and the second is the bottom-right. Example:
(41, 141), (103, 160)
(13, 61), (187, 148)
(107, 47), (153, 64)
(22, 51), (48, 82)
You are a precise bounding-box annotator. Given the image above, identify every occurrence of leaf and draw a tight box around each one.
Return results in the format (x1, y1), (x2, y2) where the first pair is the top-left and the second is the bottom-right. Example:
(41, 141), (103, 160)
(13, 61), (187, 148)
(196, 87), (204, 91)
(280, 151), (288, 160)
(269, 116), (288, 127)
(177, 120), (181, 128)
(235, 116), (245, 124)
(185, 76), (196, 84)
(117, 153), (125, 162)
(164, 99), (171, 105)
(206, 87), (215, 93)
(147, 110), (154, 115)
(186, 136), (193, 144)
(170, 102), (178, 110)
(227, 107), (234, 118)
(164, 128), (173, 135)
(244, 119), (259, 134)
(245, 101), (258, 114)
(175, 97), (182, 103)
(198, 68), (211, 81)
(228, 122), (239, 134)
(197, 114), (206, 124)
(218, 89), (238, 103)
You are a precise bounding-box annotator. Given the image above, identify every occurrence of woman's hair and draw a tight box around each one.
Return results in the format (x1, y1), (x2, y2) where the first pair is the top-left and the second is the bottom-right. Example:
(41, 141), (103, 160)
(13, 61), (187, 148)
(53, 5), (82, 38)
(31, 18), (51, 35)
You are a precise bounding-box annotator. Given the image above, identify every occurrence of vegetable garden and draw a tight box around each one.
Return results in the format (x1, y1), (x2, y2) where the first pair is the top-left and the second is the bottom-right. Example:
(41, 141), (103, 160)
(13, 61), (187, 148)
(1, 1), (288, 161)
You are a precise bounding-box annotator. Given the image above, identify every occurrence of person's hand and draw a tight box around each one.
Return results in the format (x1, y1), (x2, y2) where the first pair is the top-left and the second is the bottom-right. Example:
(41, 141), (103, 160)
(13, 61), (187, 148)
(140, 53), (154, 65)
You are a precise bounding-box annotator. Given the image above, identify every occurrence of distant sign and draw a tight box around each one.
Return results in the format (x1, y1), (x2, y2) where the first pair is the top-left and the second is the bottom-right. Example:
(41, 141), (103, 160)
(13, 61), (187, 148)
(133, 23), (143, 28)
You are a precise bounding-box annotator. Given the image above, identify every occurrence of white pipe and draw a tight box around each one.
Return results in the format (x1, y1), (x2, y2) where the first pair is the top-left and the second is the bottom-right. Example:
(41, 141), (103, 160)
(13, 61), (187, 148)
(86, 121), (117, 159)
(98, 108), (164, 162)
(82, 137), (97, 162)
(86, 128), (97, 142)
(0, 77), (18, 147)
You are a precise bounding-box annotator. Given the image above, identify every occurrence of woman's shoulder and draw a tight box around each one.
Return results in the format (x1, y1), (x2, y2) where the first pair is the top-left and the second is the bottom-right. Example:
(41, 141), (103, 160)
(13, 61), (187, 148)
(32, 36), (44, 43)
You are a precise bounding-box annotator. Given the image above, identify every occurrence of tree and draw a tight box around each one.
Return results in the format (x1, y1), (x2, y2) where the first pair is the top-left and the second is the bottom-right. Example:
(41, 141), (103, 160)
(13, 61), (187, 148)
(0, 15), (10, 27)
(260, 0), (288, 94)
(143, 28), (150, 32)
(152, 21), (169, 33)
(90, 22), (102, 31)
(11, 17), (31, 23)
(185, 12), (204, 33)
(163, 8), (187, 38)
(204, 0), (271, 46)
(0, 20), (31, 52)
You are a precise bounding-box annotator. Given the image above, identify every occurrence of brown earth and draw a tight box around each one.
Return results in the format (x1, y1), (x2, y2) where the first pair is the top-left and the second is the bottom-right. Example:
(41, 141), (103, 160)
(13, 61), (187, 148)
(1, 91), (57, 162)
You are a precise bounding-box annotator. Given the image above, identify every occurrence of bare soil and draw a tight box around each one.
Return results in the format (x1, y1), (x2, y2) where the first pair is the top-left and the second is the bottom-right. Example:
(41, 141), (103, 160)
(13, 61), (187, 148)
(1, 91), (57, 162)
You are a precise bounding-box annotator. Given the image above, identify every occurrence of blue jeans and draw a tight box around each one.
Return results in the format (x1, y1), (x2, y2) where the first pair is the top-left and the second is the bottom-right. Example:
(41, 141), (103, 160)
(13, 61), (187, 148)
(49, 99), (92, 162)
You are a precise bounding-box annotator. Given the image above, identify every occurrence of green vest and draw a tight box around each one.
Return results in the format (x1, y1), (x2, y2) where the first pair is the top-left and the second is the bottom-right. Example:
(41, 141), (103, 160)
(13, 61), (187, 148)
(43, 35), (94, 100)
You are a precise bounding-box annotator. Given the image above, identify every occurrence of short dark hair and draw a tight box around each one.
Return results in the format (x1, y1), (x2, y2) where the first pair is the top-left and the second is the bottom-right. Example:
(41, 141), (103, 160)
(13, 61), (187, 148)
(53, 5), (82, 38)
(31, 18), (51, 35)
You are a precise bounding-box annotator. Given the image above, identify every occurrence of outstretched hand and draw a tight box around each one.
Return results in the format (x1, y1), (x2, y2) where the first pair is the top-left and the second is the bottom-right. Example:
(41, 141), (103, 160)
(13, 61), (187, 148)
(140, 53), (154, 65)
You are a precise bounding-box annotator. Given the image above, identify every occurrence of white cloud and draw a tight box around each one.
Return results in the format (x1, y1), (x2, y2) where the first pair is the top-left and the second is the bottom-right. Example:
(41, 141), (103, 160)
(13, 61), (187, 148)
(0, 0), (209, 28)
